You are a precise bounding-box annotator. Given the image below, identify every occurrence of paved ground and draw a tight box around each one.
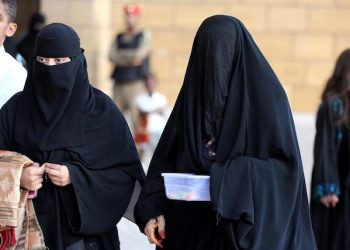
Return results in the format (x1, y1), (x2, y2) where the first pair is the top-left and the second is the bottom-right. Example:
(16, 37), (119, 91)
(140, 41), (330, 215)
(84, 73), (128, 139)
(117, 112), (316, 250)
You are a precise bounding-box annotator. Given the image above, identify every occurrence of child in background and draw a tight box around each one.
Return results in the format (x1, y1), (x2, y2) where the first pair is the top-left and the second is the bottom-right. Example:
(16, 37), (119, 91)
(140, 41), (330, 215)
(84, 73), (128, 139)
(134, 72), (168, 163)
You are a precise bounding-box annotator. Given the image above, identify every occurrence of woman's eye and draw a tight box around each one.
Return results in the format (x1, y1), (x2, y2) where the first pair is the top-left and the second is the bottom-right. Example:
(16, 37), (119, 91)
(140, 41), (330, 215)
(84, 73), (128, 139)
(56, 58), (70, 64)
(37, 57), (45, 62)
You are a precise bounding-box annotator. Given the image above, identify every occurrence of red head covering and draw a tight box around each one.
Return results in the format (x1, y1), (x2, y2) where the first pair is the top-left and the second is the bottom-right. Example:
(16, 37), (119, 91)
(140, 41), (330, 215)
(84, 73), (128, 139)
(124, 3), (141, 16)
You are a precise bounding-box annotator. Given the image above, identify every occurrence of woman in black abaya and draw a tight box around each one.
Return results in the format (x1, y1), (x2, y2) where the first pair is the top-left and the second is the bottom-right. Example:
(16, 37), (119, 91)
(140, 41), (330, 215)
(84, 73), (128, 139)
(311, 49), (350, 250)
(134, 15), (316, 250)
(0, 23), (144, 250)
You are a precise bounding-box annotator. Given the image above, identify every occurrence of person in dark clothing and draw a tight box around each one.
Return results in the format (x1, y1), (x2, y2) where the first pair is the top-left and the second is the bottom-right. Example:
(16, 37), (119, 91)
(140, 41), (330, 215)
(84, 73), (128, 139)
(109, 3), (151, 132)
(0, 23), (144, 250)
(16, 12), (45, 66)
(310, 48), (350, 250)
(134, 15), (317, 250)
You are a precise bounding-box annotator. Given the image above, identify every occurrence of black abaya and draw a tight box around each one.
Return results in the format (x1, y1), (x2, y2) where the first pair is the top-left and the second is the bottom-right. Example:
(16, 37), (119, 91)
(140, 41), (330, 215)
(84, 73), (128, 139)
(311, 99), (350, 250)
(0, 23), (144, 250)
(134, 15), (316, 250)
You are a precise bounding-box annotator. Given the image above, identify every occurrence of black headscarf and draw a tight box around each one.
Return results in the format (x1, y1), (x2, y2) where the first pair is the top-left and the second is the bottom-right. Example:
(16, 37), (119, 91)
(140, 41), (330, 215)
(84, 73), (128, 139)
(135, 15), (316, 249)
(15, 23), (86, 150)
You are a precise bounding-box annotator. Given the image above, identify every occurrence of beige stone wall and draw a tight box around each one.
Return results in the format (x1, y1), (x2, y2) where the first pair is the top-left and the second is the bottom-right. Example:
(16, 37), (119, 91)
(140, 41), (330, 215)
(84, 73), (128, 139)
(41, 0), (350, 112)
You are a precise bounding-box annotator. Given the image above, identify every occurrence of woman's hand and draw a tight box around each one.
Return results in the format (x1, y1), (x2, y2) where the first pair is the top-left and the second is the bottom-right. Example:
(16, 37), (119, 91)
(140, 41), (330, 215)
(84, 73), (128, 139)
(320, 194), (339, 208)
(144, 215), (166, 248)
(44, 163), (71, 186)
(20, 163), (45, 191)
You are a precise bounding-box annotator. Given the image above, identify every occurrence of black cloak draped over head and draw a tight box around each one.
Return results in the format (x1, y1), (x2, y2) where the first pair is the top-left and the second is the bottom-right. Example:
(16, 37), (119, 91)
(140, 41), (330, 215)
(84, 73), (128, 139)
(0, 23), (144, 249)
(16, 23), (87, 150)
(135, 15), (316, 250)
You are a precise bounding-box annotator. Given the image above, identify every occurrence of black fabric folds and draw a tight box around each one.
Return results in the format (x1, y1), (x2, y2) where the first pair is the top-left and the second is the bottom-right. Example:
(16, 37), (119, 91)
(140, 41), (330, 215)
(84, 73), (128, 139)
(15, 23), (88, 150)
(135, 15), (316, 249)
(0, 23), (144, 250)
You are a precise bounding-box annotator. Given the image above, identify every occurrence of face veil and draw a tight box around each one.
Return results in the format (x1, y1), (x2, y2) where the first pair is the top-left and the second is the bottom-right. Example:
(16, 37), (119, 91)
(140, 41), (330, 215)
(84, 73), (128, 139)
(149, 15), (295, 172)
(14, 23), (91, 150)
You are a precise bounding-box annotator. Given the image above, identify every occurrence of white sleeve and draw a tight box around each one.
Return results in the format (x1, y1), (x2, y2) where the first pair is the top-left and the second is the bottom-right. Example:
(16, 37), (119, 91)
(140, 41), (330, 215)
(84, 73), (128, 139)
(0, 63), (26, 108)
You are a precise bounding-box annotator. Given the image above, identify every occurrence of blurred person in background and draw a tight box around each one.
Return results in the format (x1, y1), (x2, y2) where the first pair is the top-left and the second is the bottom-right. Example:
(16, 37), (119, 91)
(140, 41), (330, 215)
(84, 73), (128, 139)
(134, 15), (316, 250)
(109, 3), (151, 133)
(17, 12), (46, 67)
(134, 72), (168, 164)
(0, 0), (26, 109)
(311, 48), (350, 250)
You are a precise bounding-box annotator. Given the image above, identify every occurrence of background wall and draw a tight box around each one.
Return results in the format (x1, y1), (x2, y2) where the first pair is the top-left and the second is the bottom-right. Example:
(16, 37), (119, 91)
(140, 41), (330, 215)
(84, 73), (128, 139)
(34, 0), (350, 112)
(16, 0), (40, 37)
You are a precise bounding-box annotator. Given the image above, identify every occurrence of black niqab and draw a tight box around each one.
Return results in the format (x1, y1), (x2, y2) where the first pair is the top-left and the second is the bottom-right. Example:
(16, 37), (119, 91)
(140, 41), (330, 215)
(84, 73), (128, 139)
(15, 24), (86, 150)
(135, 15), (316, 250)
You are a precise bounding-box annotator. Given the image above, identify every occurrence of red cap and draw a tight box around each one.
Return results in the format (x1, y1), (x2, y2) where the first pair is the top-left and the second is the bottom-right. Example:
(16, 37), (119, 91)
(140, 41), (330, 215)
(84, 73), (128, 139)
(124, 3), (141, 16)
